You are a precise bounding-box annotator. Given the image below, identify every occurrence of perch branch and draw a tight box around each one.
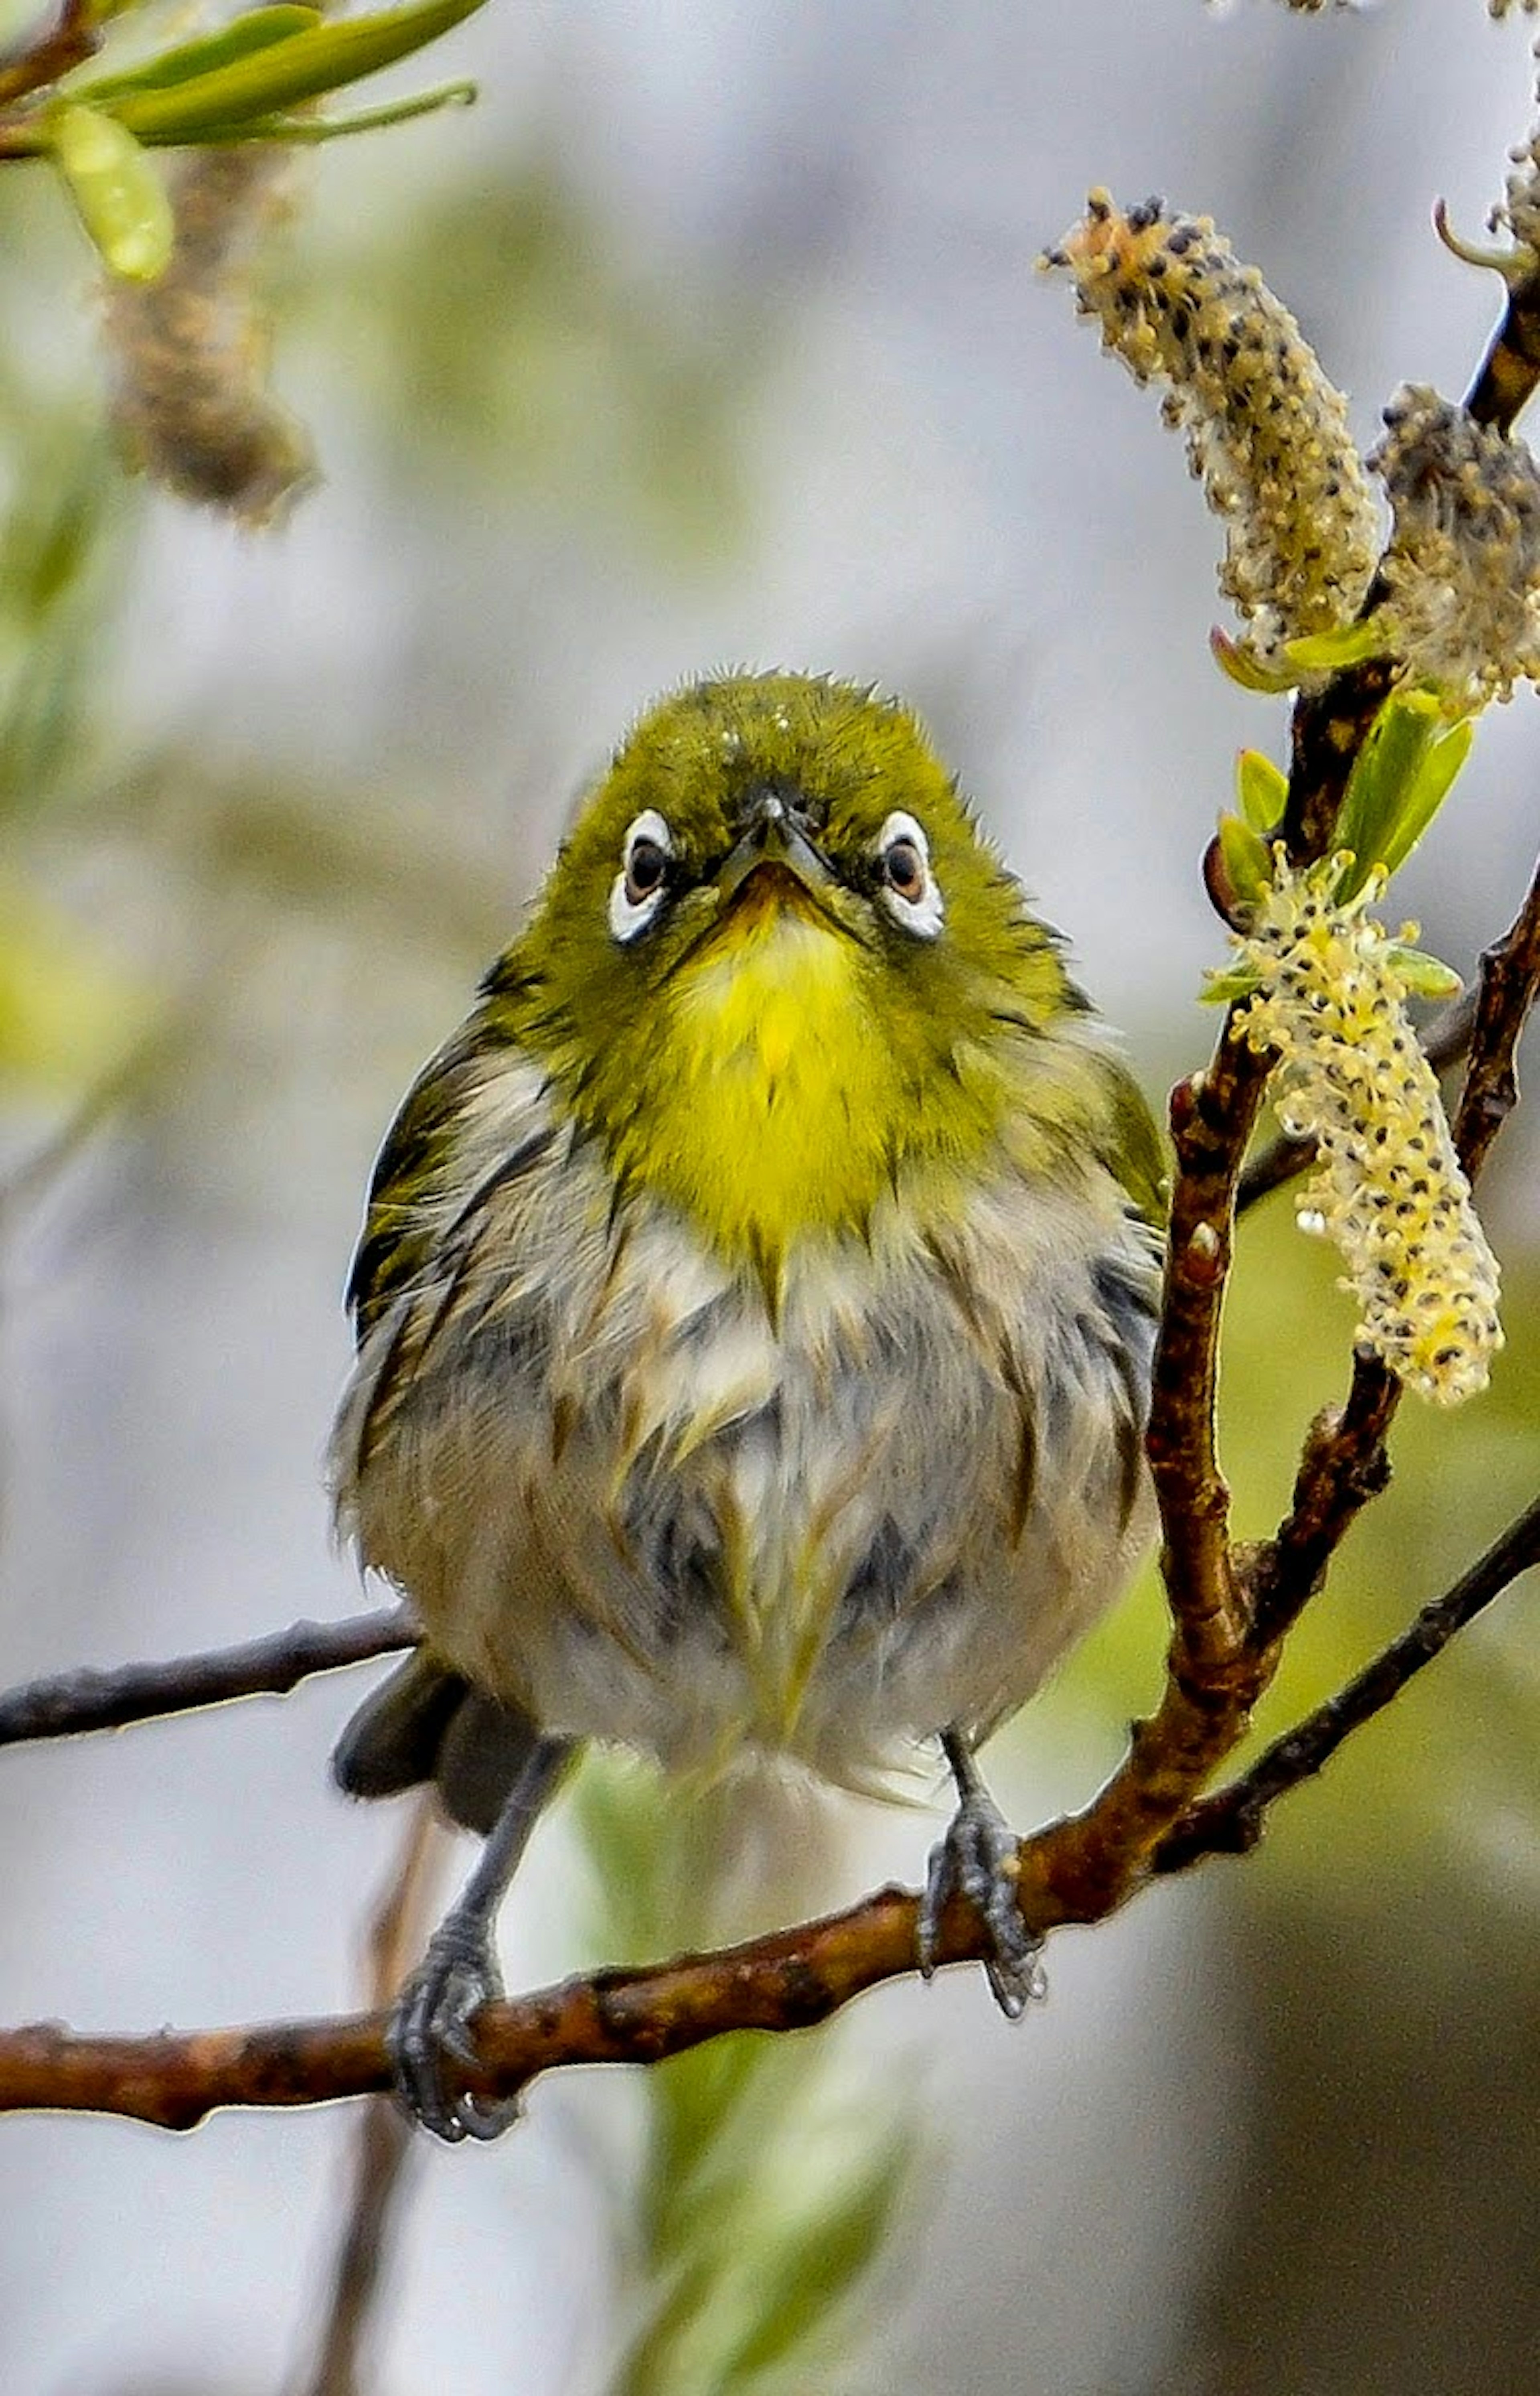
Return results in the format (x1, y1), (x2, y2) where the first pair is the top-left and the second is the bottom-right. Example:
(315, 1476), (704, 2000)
(0, 1609), (416, 1748)
(4, 1475), (1535, 2134)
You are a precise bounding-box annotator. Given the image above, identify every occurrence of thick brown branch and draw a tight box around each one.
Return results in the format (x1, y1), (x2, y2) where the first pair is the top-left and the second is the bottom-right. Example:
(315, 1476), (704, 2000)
(1155, 1489), (1540, 1871)
(0, 1609), (416, 1748)
(1143, 1035), (1267, 1671)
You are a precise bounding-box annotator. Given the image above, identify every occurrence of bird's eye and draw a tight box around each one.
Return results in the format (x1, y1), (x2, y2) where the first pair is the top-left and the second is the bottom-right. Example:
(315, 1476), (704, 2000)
(884, 836), (925, 900)
(625, 837), (668, 903)
(610, 810), (674, 942)
(874, 811), (944, 938)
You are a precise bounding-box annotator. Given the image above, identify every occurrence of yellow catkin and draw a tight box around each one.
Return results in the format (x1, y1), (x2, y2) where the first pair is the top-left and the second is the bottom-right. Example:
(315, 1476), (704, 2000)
(1232, 856), (1502, 1406)
(1040, 191), (1379, 665)
(1370, 385), (1540, 707)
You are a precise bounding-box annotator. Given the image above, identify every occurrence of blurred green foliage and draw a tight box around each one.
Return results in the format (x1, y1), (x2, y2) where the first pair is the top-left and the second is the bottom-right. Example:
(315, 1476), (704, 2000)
(300, 164), (760, 557)
(0, 384), (155, 1102)
(577, 1754), (918, 2396)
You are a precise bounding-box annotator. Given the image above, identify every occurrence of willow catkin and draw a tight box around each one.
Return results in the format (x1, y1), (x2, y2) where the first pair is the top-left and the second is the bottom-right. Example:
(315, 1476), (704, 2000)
(103, 144), (315, 526)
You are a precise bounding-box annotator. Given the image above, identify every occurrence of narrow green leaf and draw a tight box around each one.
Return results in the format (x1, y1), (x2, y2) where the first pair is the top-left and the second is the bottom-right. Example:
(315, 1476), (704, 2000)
(1386, 944), (1464, 1002)
(1210, 626), (1297, 694)
(1217, 811), (1272, 908)
(1284, 613), (1392, 674)
(1201, 965), (1261, 1006)
(1335, 690), (1441, 897)
(159, 78), (475, 145)
(1236, 747), (1288, 835)
(715, 2132), (916, 2385)
(1378, 716), (1475, 878)
(107, 0), (488, 141)
(51, 103), (172, 281)
(67, 8), (320, 104)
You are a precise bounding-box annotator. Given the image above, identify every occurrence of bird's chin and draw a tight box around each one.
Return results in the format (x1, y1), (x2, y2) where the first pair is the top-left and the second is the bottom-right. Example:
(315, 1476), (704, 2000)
(711, 860), (863, 952)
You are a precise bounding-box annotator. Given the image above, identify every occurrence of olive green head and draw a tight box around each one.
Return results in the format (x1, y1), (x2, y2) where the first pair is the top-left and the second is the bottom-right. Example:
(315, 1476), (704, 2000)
(485, 672), (1163, 1268)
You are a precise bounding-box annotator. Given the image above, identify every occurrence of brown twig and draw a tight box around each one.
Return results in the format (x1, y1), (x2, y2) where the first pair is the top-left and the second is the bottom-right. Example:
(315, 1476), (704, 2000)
(1156, 1489), (1540, 1870)
(0, 1609), (417, 1748)
(1451, 847), (1540, 1181)
(1457, 225), (1540, 437)
(289, 1795), (446, 2396)
(0, 0), (98, 109)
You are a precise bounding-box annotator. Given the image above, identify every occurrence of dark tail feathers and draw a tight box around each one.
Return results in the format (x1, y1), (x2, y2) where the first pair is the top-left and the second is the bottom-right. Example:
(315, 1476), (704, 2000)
(332, 1650), (555, 1837)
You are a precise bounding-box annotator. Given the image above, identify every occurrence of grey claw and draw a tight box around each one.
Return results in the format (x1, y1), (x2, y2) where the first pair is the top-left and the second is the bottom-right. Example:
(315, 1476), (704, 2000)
(918, 1787), (1046, 2020)
(387, 1921), (521, 2143)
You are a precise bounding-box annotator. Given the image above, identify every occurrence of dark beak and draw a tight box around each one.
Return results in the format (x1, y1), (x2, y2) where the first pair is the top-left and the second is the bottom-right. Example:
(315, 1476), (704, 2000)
(717, 793), (833, 902)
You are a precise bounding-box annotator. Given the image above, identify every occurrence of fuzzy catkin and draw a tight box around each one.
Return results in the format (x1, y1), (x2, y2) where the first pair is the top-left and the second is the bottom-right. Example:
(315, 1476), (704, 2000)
(1232, 857), (1502, 1406)
(1040, 191), (1379, 665)
(103, 146), (314, 526)
(1370, 385), (1540, 707)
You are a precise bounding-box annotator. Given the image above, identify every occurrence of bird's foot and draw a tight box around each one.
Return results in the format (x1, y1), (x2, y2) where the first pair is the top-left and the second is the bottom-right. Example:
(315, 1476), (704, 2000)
(918, 1781), (1046, 2020)
(387, 1914), (520, 2143)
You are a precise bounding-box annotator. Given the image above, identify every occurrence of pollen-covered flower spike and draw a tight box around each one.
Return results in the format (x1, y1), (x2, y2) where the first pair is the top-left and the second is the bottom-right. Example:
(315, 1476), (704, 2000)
(1040, 191), (1379, 668)
(1214, 851), (1502, 1407)
(1370, 385), (1540, 708)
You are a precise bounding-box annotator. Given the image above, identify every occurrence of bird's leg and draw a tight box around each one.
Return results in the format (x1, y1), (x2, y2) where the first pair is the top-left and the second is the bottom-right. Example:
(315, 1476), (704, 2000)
(917, 1724), (1046, 2019)
(388, 1732), (577, 2141)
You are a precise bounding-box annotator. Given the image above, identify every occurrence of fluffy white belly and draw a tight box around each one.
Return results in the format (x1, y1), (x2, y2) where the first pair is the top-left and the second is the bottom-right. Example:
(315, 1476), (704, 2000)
(335, 1116), (1157, 1789)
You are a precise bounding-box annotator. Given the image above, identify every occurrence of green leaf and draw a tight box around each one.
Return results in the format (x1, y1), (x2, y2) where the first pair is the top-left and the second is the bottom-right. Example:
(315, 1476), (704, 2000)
(1236, 747), (1288, 835)
(714, 2130), (915, 2386)
(1378, 715), (1475, 878)
(50, 102), (172, 280)
(1386, 944), (1464, 1002)
(104, 0), (488, 142)
(1283, 613), (1392, 674)
(1210, 626), (1297, 694)
(67, 8), (321, 104)
(1201, 964), (1261, 1006)
(1335, 689), (1467, 899)
(175, 77), (475, 145)
(1216, 810), (1272, 908)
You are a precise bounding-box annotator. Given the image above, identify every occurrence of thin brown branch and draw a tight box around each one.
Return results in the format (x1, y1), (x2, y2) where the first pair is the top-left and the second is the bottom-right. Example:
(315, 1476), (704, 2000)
(1155, 1488), (1540, 1871)
(0, 1609), (417, 1748)
(0, 0), (98, 108)
(0, 1696), (1309, 2128)
(1451, 846), (1540, 1181)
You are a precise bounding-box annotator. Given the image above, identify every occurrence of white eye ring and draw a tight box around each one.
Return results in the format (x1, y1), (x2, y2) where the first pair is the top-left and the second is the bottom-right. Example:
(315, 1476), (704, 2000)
(874, 811), (943, 938)
(609, 809), (674, 942)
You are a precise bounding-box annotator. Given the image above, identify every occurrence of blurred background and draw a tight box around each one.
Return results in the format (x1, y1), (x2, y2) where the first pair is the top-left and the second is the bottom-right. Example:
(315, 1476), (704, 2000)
(2, 0), (1538, 2389)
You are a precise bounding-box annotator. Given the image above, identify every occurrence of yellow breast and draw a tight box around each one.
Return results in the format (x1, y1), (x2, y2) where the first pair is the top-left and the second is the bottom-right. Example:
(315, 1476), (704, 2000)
(618, 876), (892, 1278)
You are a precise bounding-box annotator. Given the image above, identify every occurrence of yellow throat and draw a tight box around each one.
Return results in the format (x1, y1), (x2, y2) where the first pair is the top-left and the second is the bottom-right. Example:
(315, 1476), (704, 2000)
(623, 866), (902, 1277)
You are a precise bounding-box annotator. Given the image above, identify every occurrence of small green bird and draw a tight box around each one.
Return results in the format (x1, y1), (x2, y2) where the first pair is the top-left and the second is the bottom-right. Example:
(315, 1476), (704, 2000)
(331, 670), (1164, 2139)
